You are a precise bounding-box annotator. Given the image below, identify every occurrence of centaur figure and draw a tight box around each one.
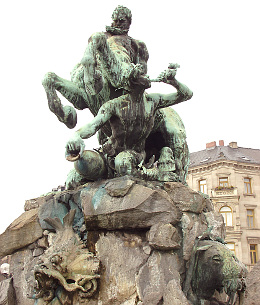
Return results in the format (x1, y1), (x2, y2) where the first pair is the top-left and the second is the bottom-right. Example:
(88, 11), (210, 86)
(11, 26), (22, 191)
(42, 5), (192, 185)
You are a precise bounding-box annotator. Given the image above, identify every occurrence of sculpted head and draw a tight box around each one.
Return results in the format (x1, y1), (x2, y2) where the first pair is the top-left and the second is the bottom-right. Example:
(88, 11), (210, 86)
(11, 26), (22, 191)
(157, 147), (176, 172)
(107, 6), (132, 34)
(114, 150), (136, 176)
(191, 240), (247, 302)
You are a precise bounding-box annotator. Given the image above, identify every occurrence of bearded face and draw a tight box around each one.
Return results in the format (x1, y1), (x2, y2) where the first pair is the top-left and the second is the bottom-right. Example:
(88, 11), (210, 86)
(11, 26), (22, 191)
(106, 17), (130, 35)
(106, 6), (131, 35)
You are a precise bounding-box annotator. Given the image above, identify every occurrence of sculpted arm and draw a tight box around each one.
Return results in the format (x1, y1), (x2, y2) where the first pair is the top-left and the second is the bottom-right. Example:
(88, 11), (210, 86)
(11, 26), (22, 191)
(65, 99), (117, 157)
(148, 66), (193, 109)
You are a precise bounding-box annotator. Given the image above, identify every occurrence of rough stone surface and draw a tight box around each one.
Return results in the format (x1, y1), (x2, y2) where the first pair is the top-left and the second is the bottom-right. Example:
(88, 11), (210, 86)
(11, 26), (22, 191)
(181, 212), (208, 261)
(36, 235), (49, 249)
(204, 211), (226, 240)
(82, 181), (181, 230)
(105, 177), (135, 197)
(1, 178), (242, 305)
(136, 251), (184, 305)
(24, 193), (55, 211)
(0, 278), (16, 305)
(0, 274), (7, 282)
(180, 211), (226, 262)
(244, 260), (260, 305)
(120, 293), (138, 305)
(95, 232), (148, 305)
(38, 197), (68, 230)
(32, 247), (44, 257)
(163, 279), (189, 305)
(147, 222), (181, 250)
(164, 182), (211, 214)
(9, 248), (39, 305)
(0, 209), (43, 258)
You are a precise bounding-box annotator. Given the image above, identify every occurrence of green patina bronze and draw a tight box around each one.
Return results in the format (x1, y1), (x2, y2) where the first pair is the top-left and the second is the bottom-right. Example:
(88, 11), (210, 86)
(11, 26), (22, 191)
(42, 5), (192, 187)
(43, 6), (192, 185)
(183, 234), (247, 305)
(36, 8), (248, 305)
(191, 240), (247, 305)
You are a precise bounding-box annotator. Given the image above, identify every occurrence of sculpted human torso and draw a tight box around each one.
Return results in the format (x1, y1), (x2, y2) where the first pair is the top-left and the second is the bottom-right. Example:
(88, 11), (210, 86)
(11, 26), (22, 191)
(106, 92), (156, 155)
(106, 35), (135, 63)
(65, 67), (193, 171)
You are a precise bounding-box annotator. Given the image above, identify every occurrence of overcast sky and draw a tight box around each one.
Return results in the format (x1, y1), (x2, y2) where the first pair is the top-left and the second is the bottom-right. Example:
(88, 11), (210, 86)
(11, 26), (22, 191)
(0, 0), (259, 233)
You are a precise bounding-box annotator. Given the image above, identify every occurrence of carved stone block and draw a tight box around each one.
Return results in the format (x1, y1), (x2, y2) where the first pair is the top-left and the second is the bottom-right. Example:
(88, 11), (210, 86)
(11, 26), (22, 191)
(164, 182), (212, 214)
(147, 222), (181, 250)
(82, 181), (181, 230)
(0, 278), (16, 305)
(0, 209), (43, 258)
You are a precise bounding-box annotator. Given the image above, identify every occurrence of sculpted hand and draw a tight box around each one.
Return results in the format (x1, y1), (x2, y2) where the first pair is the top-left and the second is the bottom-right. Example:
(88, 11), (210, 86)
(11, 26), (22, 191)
(130, 64), (143, 80)
(155, 63), (180, 84)
(65, 133), (85, 160)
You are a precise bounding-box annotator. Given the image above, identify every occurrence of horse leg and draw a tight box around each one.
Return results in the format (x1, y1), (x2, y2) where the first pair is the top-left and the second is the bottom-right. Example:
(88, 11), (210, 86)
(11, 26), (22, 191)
(81, 33), (105, 95)
(42, 72), (77, 129)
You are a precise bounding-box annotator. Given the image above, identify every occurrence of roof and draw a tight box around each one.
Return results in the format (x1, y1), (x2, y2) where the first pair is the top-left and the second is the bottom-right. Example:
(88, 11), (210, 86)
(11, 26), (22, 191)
(189, 145), (260, 168)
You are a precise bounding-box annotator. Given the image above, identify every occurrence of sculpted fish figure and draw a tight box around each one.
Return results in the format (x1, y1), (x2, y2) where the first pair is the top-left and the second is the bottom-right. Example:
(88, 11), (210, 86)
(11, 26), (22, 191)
(34, 209), (100, 304)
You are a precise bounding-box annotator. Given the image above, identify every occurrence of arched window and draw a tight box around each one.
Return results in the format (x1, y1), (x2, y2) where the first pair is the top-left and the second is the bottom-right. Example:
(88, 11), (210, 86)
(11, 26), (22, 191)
(220, 206), (233, 226)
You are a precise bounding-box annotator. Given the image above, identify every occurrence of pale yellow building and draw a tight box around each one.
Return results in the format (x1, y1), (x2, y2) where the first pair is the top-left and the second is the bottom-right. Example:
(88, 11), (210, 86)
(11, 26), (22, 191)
(187, 140), (260, 270)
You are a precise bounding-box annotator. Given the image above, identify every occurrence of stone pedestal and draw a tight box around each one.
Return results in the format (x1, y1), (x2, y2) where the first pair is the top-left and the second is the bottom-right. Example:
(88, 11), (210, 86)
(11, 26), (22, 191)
(0, 177), (245, 305)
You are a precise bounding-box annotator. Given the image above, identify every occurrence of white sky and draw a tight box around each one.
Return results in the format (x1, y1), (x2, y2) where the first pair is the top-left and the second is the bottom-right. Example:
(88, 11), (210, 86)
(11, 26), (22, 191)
(0, 0), (259, 234)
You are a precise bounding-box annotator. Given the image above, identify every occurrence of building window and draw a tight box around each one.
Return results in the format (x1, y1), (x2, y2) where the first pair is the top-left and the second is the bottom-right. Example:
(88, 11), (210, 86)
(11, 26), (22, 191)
(220, 206), (233, 226)
(247, 209), (255, 228)
(250, 244), (258, 264)
(219, 177), (228, 187)
(244, 178), (252, 194)
(199, 179), (207, 194)
(226, 243), (236, 254)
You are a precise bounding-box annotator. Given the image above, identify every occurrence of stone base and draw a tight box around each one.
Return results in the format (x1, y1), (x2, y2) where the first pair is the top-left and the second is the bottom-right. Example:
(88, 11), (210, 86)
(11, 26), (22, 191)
(0, 177), (237, 305)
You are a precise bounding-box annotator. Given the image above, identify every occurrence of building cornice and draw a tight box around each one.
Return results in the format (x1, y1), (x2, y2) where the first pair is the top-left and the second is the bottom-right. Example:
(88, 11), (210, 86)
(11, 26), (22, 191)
(188, 160), (260, 174)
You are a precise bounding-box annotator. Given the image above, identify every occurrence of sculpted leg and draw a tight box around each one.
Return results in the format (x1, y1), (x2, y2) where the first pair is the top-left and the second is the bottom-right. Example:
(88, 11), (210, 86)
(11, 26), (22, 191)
(42, 72), (78, 129)
(81, 33), (106, 95)
(154, 108), (189, 184)
(43, 70), (91, 108)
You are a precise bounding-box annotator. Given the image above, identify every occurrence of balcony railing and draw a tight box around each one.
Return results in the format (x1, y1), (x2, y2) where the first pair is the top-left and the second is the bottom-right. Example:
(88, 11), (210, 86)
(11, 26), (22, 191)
(211, 187), (238, 197)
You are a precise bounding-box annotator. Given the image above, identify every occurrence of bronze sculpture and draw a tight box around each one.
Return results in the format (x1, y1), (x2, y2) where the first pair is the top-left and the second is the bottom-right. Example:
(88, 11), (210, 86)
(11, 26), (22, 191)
(37, 6), (248, 304)
(42, 5), (192, 187)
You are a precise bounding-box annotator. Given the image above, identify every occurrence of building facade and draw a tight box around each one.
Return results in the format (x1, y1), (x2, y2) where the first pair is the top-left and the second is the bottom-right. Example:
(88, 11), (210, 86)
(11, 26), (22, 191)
(186, 140), (260, 270)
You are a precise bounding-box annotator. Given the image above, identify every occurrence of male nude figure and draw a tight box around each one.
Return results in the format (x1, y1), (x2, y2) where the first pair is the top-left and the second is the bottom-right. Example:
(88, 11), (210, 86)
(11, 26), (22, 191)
(81, 5), (149, 96)
(65, 66), (193, 175)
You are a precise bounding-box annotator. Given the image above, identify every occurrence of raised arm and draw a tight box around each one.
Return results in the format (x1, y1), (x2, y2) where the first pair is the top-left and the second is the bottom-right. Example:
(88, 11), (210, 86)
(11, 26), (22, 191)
(148, 64), (193, 109)
(65, 99), (117, 157)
